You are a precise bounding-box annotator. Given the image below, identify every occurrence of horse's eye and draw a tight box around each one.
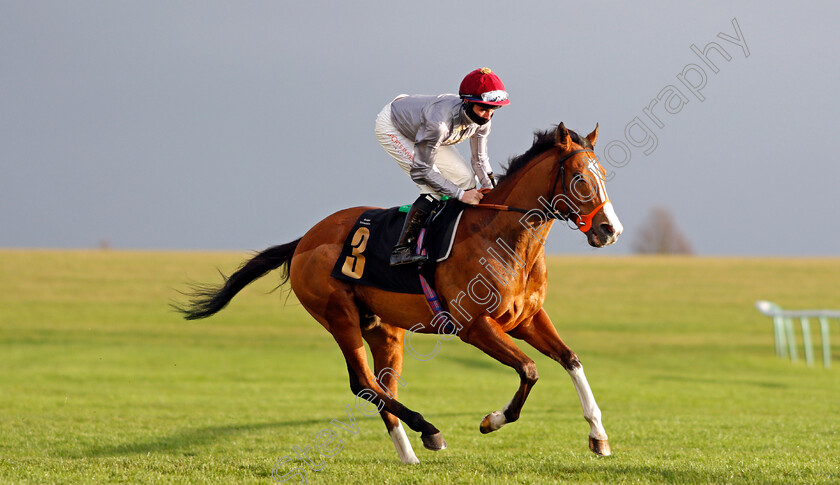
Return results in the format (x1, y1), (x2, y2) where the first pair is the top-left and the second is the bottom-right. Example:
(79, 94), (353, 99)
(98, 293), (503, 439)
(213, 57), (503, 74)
(572, 174), (589, 187)
(571, 175), (595, 199)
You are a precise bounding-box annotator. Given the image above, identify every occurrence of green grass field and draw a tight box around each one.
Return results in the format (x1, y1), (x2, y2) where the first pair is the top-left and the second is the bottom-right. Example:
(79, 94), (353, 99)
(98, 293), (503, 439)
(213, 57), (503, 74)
(1, 250), (839, 484)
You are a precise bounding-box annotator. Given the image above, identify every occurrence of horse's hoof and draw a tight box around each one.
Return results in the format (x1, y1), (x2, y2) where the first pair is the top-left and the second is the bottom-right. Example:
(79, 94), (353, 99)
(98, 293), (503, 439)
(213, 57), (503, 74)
(479, 416), (492, 434)
(421, 432), (447, 451)
(479, 411), (505, 434)
(589, 436), (612, 456)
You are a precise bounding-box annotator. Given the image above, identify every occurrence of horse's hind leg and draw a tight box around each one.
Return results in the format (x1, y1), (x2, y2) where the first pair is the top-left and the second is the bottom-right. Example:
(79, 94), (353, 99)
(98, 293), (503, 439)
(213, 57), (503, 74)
(318, 293), (446, 454)
(337, 324), (446, 451)
(361, 322), (420, 464)
(291, 241), (442, 458)
(510, 308), (611, 456)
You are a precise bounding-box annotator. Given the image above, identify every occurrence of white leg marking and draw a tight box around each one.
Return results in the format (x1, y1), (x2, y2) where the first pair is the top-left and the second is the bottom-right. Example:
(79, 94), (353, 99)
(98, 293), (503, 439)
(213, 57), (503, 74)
(486, 400), (512, 431)
(567, 366), (608, 440)
(389, 423), (419, 464)
(486, 411), (506, 430)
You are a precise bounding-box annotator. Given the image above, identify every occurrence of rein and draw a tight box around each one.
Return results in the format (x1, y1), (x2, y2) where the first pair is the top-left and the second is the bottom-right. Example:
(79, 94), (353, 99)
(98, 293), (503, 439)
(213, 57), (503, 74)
(471, 149), (606, 233)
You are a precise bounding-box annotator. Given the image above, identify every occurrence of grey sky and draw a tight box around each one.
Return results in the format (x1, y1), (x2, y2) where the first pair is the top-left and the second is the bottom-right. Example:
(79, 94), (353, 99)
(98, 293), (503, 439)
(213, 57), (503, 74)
(2, 1), (838, 255)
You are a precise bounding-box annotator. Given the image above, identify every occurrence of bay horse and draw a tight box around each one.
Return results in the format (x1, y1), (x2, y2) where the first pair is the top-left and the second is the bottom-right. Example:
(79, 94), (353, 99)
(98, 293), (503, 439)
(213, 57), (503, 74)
(176, 122), (622, 464)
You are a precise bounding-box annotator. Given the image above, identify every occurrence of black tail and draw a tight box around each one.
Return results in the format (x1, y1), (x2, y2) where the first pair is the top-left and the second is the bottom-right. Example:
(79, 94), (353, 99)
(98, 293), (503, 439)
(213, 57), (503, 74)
(173, 238), (302, 320)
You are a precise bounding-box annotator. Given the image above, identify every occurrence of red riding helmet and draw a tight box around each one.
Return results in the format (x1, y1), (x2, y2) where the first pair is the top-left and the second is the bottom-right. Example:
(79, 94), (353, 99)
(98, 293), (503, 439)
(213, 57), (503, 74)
(459, 67), (510, 106)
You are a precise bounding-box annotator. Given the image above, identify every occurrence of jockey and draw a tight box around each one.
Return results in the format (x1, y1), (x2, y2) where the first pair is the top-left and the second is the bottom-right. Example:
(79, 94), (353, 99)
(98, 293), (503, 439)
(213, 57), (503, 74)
(375, 67), (510, 266)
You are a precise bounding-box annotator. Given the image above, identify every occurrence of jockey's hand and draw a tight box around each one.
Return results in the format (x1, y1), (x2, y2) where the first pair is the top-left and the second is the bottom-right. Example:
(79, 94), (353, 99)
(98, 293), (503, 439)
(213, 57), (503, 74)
(460, 189), (484, 205)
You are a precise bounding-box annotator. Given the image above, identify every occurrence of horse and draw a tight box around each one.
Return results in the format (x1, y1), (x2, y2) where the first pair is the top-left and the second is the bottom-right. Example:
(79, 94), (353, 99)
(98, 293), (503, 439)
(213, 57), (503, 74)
(175, 122), (623, 464)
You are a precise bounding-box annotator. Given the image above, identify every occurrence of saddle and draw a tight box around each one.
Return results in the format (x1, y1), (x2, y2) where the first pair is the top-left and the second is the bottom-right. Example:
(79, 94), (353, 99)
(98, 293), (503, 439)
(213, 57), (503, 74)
(330, 200), (466, 294)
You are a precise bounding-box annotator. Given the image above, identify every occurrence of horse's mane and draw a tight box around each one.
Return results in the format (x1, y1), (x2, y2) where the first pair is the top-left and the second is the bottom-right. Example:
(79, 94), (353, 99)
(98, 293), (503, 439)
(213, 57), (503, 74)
(499, 126), (591, 182)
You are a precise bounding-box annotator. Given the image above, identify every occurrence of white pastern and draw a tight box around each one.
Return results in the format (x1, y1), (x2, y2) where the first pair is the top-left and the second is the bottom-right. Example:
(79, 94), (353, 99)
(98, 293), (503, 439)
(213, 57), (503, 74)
(389, 423), (419, 464)
(485, 400), (512, 432)
(486, 411), (507, 431)
(567, 366), (608, 440)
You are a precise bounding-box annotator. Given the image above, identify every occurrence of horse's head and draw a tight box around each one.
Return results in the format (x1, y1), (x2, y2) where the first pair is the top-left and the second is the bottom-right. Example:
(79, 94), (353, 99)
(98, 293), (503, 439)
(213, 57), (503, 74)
(553, 122), (623, 247)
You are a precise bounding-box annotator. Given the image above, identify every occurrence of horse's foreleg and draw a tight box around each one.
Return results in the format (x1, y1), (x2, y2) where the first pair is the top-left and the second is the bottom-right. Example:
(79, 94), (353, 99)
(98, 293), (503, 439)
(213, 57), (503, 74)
(362, 323), (420, 464)
(510, 308), (611, 456)
(458, 315), (539, 434)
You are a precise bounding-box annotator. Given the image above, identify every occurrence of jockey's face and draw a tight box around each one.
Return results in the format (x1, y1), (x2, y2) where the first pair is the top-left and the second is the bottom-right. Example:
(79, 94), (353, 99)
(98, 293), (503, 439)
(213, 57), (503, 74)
(471, 103), (497, 121)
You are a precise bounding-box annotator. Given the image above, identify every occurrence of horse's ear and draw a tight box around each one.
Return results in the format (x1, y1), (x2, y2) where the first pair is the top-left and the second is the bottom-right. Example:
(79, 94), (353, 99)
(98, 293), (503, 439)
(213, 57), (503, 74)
(586, 123), (599, 146)
(555, 122), (571, 150)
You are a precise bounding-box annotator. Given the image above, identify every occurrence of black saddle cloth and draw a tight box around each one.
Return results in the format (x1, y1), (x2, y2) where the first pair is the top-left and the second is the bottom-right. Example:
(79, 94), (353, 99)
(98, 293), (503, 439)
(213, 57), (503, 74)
(330, 200), (465, 294)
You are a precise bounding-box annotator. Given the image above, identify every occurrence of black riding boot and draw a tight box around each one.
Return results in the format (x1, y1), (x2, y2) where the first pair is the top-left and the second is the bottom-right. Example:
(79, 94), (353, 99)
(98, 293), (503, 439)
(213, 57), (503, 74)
(390, 194), (436, 267)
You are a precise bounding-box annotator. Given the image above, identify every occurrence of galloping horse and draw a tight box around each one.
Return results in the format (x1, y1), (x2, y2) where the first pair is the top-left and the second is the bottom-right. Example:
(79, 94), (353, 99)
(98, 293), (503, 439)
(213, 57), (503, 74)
(176, 122), (622, 464)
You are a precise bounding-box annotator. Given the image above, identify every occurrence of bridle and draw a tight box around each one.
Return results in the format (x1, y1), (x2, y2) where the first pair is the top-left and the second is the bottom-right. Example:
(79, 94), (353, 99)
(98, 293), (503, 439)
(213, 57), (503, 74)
(473, 148), (609, 233)
(548, 149), (608, 232)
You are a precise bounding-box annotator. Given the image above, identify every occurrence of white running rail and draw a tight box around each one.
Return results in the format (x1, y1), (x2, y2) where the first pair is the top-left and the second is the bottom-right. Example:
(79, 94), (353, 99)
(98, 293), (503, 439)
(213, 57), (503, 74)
(755, 300), (840, 369)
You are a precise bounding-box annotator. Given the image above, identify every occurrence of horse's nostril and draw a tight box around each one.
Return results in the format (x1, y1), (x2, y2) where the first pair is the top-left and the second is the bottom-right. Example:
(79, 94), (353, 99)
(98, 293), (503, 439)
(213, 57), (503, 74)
(600, 223), (615, 237)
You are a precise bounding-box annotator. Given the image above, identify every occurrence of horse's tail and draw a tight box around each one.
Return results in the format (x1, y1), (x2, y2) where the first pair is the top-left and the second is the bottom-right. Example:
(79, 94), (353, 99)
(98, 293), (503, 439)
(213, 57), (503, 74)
(174, 238), (302, 320)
